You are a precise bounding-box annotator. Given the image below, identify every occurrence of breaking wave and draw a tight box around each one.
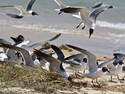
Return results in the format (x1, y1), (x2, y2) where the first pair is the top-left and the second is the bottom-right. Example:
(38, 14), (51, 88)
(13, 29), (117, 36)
(97, 21), (125, 30)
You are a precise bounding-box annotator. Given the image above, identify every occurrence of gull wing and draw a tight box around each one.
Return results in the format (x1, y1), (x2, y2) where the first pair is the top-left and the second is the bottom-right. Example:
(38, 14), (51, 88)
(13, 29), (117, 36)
(98, 58), (116, 68)
(91, 2), (103, 9)
(51, 45), (64, 61)
(90, 5), (113, 23)
(0, 39), (11, 44)
(0, 5), (27, 15)
(26, 0), (36, 11)
(54, 0), (66, 8)
(28, 33), (61, 48)
(23, 33), (61, 52)
(66, 44), (97, 72)
(64, 53), (84, 60)
(48, 33), (61, 41)
(34, 50), (61, 72)
(99, 53), (125, 68)
(0, 43), (34, 67)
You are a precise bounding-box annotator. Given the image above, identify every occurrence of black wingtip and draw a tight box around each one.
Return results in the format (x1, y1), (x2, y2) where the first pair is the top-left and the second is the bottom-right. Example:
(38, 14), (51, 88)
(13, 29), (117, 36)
(48, 33), (61, 41)
(10, 37), (17, 42)
(92, 2), (103, 9)
(51, 44), (65, 61)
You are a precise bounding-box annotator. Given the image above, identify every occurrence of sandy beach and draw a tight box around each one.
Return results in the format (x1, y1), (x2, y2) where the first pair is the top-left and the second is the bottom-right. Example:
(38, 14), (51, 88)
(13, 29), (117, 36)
(0, 0), (125, 93)
(0, 29), (125, 94)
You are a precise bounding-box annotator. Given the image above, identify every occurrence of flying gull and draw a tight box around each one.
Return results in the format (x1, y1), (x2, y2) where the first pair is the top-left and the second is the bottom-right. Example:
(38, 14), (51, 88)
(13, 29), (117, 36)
(0, 0), (38, 19)
(54, 0), (113, 38)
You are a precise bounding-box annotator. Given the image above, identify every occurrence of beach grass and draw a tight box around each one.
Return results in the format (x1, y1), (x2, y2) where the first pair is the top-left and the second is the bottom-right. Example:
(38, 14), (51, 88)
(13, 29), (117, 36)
(0, 63), (73, 93)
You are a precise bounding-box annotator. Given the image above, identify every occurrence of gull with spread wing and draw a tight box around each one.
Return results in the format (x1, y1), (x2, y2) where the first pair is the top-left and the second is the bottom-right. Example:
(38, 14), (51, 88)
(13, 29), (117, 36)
(0, 0), (38, 19)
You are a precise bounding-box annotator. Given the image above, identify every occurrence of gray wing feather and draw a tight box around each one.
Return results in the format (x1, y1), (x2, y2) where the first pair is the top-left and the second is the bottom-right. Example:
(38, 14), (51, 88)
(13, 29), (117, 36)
(0, 39), (11, 44)
(51, 45), (64, 61)
(66, 44), (97, 72)
(34, 50), (61, 72)
(48, 33), (61, 41)
(26, 0), (36, 11)
(64, 53), (84, 60)
(90, 7), (108, 23)
(98, 58), (116, 68)
(26, 33), (61, 50)
(54, 0), (66, 8)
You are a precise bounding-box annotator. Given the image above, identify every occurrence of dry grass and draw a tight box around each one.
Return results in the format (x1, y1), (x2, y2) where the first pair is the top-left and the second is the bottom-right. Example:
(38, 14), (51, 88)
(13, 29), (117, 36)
(0, 63), (76, 93)
(0, 61), (125, 94)
(59, 45), (73, 52)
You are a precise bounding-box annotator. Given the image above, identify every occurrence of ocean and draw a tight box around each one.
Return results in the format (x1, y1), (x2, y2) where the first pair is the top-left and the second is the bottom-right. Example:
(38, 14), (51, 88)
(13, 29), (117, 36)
(0, 0), (125, 55)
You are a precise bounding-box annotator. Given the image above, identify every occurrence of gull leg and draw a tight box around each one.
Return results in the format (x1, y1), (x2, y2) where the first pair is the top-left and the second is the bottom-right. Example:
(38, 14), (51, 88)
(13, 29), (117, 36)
(83, 69), (86, 73)
(117, 75), (124, 83)
(76, 21), (83, 29)
(75, 72), (78, 78)
(96, 79), (101, 88)
(121, 76), (125, 80)
(110, 75), (113, 82)
(91, 79), (95, 87)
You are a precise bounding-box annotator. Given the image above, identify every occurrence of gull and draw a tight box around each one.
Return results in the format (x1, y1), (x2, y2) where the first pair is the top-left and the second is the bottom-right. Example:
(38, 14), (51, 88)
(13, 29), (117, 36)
(5, 35), (30, 63)
(0, 43), (39, 67)
(73, 5), (113, 38)
(64, 53), (88, 73)
(54, 0), (103, 15)
(0, 0), (38, 19)
(0, 36), (29, 63)
(122, 66), (125, 80)
(66, 44), (115, 87)
(54, 0), (113, 38)
(51, 45), (88, 74)
(34, 49), (72, 82)
(106, 53), (125, 82)
(108, 61), (124, 82)
(5, 33), (61, 64)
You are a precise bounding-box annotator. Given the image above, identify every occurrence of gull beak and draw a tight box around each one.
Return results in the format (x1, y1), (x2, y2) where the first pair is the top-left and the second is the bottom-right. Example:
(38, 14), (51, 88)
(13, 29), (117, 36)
(89, 28), (94, 38)
(107, 70), (110, 73)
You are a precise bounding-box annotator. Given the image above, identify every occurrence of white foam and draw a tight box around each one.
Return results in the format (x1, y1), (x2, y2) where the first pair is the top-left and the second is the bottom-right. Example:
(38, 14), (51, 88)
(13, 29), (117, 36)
(108, 32), (125, 38)
(97, 20), (125, 30)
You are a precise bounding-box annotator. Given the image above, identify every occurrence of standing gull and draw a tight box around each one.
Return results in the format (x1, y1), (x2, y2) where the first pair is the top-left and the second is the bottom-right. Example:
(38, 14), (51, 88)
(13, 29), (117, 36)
(51, 45), (88, 74)
(0, 0), (38, 19)
(106, 53), (125, 82)
(66, 44), (116, 87)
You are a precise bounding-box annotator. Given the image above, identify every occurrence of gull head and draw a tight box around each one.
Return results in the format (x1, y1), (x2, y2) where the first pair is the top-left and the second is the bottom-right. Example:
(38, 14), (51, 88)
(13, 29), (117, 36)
(102, 67), (110, 73)
(32, 11), (38, 16)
